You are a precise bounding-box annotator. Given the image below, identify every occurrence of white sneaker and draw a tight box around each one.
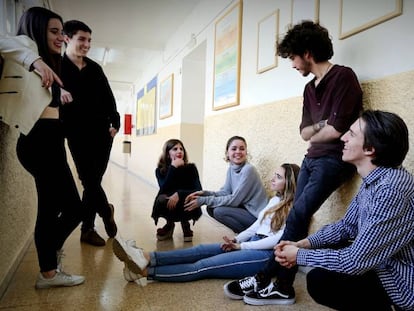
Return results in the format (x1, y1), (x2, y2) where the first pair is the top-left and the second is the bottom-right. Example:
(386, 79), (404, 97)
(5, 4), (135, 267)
(123, 263), (141, 282)
(35, 270), (85, 289)
(113, 237), (149, 275)
(125, 239), (137, 248)
(118, 240), (144, 282)
(122, 264), (151, 286)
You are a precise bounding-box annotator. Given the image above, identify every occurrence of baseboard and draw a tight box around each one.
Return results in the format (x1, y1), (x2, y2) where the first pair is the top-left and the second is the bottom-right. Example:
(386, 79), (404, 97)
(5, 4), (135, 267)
(0, 235), (33, 300)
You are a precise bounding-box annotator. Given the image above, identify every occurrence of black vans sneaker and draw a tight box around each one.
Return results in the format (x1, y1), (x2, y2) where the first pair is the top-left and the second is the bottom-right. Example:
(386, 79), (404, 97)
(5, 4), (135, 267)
(243, 281), (295, 305)
(223, 276), (262, 300)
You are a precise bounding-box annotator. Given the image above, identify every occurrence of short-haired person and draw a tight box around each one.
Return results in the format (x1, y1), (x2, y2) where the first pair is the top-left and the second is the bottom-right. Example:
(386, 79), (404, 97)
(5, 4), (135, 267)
(61, 20), (120, 246)
(273, 110), (414, 311)
(224, 20), (363, 304)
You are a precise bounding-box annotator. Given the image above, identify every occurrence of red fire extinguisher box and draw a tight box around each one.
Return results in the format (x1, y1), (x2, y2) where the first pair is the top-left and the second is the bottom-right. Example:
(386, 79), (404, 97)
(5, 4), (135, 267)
(124, 114), (132, 135)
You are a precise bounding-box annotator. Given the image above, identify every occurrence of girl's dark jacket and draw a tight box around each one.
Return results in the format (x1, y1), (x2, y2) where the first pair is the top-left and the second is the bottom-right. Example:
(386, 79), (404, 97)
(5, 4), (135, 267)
(151, 163), (202, 224)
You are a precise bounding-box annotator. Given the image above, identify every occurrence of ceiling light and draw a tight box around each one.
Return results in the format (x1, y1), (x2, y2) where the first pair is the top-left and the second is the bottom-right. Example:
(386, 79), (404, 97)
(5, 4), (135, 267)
(102, 47), (110, 66)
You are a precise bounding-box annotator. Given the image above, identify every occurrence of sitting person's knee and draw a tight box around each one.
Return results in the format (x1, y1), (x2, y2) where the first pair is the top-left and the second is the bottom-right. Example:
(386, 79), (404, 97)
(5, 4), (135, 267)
(211, 207), (226, 220)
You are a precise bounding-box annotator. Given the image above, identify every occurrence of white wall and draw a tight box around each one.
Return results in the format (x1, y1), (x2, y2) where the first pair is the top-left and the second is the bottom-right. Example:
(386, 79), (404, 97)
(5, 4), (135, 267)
(182, 48), (206, 124)
(117, 0), (414, 184)
(134, 0), (414, 115)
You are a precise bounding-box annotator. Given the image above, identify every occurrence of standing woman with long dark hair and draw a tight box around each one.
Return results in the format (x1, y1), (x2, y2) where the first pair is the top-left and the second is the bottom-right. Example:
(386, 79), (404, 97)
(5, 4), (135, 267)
(0, 7), (84, 289)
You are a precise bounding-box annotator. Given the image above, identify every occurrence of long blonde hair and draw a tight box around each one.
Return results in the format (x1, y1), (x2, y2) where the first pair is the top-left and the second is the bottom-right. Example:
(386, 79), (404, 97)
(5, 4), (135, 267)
(262, 163), (300, 231)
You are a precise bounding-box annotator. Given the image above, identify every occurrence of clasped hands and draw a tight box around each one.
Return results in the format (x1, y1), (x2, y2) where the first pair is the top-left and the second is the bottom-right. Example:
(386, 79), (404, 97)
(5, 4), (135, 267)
(220, 236), (241, 252)
(274, 240), (300, 268)
(274, 238), (311, 268)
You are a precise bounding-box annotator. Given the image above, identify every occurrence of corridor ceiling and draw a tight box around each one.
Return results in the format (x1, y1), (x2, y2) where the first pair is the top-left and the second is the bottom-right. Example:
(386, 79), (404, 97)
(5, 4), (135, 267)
(49, 0), (203, 84)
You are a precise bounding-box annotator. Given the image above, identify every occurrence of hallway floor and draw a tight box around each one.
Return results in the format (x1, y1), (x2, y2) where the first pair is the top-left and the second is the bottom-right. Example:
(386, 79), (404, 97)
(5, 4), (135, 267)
(0, 162), (331, 311)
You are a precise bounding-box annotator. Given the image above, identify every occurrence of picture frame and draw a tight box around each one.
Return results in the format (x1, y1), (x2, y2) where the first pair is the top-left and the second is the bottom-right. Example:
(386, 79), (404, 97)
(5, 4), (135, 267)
(257, 10), (279, 74)
(290, 0), (320, 26)
(339, 0), (402, 40)
(159, 73), (174, 119)
(212, 1), (242, 111)
(135, 76), (157, 136)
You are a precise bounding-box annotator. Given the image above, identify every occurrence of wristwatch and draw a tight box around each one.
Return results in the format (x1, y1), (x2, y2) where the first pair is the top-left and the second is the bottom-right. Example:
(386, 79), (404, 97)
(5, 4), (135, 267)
(318, 120), (326, 129)
(313, 120), (326, 132)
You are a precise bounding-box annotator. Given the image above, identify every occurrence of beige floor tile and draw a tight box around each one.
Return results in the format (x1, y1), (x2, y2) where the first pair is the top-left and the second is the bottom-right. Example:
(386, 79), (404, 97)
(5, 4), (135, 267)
(0, 162), (332, 311)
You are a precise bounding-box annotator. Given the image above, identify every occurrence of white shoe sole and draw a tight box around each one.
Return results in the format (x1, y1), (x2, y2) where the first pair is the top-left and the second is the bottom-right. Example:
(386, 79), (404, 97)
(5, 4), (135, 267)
(113, 238), (147, 275)
(223, 281), (244, 300)
(123, 265), (141, 282)
(35, 273), (85, 289)
(243, 295), (295, 305)
(183, 236), (193, 242)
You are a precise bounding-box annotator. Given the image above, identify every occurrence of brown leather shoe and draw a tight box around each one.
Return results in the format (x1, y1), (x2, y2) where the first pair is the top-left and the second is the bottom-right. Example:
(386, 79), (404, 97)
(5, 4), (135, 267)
(80, 229), (106, 246)
(103, 203), (117, 238)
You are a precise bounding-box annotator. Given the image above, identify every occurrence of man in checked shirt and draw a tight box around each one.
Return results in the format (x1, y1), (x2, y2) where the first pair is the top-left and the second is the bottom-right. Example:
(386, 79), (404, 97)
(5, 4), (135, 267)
(272, 110), (414, 311)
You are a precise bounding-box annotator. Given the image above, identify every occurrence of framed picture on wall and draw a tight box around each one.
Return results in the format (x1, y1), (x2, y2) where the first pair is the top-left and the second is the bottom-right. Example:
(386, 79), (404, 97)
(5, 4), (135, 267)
(339, 0), (402, 40)
(212, 1), (243, 111)
(135, 76), (157, 136)
(159, 74), (173, 119)
(257, 10), (279, 74)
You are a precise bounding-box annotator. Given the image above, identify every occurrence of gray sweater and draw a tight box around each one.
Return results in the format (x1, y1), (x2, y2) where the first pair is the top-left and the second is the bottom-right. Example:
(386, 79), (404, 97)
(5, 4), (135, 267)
(198, 162), (268, 217)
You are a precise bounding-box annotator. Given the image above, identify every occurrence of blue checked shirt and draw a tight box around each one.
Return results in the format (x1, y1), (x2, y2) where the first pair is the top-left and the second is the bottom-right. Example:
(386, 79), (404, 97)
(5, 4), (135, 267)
(296, 166), (414, 310)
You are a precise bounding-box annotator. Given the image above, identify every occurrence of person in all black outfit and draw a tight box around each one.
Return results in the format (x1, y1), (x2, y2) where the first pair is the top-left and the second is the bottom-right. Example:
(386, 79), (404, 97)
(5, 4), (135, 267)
(61, 20), (120, 246)
(152, 139), (203, 242)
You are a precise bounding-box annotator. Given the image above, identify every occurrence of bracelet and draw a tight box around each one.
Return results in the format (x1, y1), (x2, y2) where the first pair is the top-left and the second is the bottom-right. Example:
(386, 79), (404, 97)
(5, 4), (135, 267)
(30, 57), (42, 71)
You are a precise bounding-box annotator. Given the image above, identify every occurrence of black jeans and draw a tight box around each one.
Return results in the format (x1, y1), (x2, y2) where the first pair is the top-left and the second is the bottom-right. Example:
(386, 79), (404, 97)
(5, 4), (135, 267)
(16, 119), (82, 272)
(66, 128), (113, 232)
(307, 268), (395, 311)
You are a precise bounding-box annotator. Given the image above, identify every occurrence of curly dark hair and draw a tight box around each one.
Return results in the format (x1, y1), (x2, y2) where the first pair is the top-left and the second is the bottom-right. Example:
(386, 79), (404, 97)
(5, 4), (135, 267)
(277, 20), (333, 62)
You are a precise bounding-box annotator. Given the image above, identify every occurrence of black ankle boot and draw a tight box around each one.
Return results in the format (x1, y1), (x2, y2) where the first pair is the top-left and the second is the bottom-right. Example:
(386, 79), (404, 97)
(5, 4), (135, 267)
(181, 220), (193, 242)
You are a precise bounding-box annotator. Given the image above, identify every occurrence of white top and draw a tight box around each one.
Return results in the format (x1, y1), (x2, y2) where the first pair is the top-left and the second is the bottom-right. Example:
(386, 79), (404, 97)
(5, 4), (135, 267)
(235, 196), (285, 250)
(0, 35), (51, 135)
